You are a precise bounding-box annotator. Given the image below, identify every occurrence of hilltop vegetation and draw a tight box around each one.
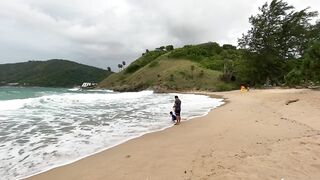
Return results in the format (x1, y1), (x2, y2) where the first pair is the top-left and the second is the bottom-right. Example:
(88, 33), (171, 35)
(99, 43), (239, 91)
(100, 0), (320, 91)
(0, 59), (112, 87)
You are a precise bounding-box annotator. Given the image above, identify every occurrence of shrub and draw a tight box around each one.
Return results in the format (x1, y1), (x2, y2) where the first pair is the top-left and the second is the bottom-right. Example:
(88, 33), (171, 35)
(199, 70), (204, 77)
(222, 44), (237, 50)
(215, 83), (233, 91)
(125, 51), (166, 74)
(285, 69), (303, 86)
(302, 40), (320, 82)
(125, 64), (141, 73)
(165, 45), (174, 51)
(148, 61), (159, 68)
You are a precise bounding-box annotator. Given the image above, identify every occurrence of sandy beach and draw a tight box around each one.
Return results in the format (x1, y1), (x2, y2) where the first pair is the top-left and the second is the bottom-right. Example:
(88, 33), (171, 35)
(28, 89), (320, 180)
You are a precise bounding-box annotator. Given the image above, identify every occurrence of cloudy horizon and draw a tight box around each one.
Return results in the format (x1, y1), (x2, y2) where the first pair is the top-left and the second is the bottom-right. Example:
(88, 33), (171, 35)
(0, 0), (319, 70)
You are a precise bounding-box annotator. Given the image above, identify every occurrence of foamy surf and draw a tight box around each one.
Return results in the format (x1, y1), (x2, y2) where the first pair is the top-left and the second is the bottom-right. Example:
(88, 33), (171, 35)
(0, 87), (224, 179)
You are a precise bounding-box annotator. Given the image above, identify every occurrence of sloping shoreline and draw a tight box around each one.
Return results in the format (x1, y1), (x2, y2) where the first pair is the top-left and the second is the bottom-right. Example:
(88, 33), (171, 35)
(28, 89), (320, 180)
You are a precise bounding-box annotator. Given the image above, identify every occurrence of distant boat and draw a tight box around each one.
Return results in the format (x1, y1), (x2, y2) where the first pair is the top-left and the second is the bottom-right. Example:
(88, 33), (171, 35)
(81, 82), (98, 89)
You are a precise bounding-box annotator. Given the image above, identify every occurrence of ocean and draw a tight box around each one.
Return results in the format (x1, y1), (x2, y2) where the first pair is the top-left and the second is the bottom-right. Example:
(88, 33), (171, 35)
(0, 87), (224, 179)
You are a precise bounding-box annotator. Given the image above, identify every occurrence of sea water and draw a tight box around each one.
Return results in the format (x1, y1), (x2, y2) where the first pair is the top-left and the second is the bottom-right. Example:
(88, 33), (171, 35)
(0, 87), (224, 179)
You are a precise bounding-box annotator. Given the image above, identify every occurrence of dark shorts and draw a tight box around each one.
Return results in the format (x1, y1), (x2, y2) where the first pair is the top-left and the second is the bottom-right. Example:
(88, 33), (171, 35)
(175, 109), (181, 116)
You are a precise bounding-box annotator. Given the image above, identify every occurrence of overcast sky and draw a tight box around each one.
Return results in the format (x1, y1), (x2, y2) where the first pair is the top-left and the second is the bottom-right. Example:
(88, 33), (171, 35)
(0, 0), (319, 70)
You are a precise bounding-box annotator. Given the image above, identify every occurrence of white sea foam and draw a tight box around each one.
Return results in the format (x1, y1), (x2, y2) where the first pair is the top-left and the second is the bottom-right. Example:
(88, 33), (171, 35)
(0, 90), (223, 179)
(0, 98), (33, 111)
(67, 87), (81, 92)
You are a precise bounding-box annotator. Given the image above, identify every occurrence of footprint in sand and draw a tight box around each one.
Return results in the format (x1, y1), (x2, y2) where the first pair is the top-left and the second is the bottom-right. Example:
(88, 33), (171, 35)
(311, 164), (320, 170)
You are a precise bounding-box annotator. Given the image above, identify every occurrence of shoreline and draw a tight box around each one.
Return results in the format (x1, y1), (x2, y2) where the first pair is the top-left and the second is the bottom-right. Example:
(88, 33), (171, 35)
(28, 89), (320, 180)
(21, 92), (225, 179)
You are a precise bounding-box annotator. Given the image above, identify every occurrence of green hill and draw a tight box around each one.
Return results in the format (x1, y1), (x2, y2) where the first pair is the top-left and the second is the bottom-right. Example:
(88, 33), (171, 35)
(100, 0), (320, 91)
(99, 42), (240, 92)
(0, 59), (112, 87)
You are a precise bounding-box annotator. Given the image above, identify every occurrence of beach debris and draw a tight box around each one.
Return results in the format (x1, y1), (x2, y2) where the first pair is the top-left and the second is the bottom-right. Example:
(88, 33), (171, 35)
(126, 155), (131, 158)
(285, 99), (299, 105)
(240, 85), (249, 92)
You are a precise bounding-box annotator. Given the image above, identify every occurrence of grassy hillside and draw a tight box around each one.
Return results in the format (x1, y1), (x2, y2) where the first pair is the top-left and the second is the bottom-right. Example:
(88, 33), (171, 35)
(99, 43), (240, 92)
(0, 59), (112, 87)
(100, 59), (235, 91)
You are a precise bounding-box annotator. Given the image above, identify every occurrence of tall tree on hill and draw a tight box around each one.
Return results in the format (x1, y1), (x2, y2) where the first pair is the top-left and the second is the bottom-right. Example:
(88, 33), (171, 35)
(118, 64), (123, 70)
(107, 66), (111, 72)
(238, 0), (319, 85)
(165, 45), (174, 51)
(122, 61), (126, 67)
(159, 46), (165, 51)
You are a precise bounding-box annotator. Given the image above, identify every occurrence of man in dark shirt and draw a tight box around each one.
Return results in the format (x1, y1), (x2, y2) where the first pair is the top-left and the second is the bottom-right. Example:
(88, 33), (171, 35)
(173, 96), (181, 125)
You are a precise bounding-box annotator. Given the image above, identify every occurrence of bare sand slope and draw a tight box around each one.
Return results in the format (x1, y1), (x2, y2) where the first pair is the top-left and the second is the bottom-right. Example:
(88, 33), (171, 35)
(29, 89), (320, 180)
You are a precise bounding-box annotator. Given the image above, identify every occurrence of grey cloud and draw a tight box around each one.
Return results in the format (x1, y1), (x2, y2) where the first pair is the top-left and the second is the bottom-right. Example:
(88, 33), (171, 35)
(0, 0), (319, 70)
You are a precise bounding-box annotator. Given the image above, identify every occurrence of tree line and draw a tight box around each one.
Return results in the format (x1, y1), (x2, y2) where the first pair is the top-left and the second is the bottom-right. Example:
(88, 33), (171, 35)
(237, 0), (320, 86)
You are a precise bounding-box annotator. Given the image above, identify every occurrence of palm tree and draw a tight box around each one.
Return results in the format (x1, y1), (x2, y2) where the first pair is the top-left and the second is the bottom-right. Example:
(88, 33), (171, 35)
(118, 64), (123, 70)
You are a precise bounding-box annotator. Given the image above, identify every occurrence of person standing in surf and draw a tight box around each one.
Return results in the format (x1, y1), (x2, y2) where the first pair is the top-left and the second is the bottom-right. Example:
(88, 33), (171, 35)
(173, 95), (181, 125)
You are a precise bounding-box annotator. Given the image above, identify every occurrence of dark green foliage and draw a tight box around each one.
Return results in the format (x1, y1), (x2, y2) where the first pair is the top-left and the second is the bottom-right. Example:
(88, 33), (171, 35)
(125, 64), (140, 73)
(285, 68), (303, 86)
(239, 0), (318, 59)
(199, 70), (204, 78)
(302, 40), (320, 82)
(148, 61), (159, 68)
(0, 59), (111, 87)
(220, 60), (236, 82)
(215, 83), (233, 91)
(168, 42), (224, 61)
(310, 21), (320, 41)
(200, 58), (225, 71)
(167, 42), (243, 73)
(125, 51), (166, 73)
(222, 44), (237, 50)
(238, 0), (319, 85)
(166, 42), (244, 84)
(165, 45), (174, 51)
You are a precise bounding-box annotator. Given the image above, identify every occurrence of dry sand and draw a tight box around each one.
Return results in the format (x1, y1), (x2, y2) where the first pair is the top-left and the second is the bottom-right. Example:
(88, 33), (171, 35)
(29, 89), (320, 180)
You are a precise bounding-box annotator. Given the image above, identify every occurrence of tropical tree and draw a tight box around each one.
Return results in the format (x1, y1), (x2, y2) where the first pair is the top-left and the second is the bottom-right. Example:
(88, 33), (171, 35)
(118, 64), (123, 70)
(165, 45), (174, 51)
(238, 0), (319, 84)
(302, 40), (320, 82)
